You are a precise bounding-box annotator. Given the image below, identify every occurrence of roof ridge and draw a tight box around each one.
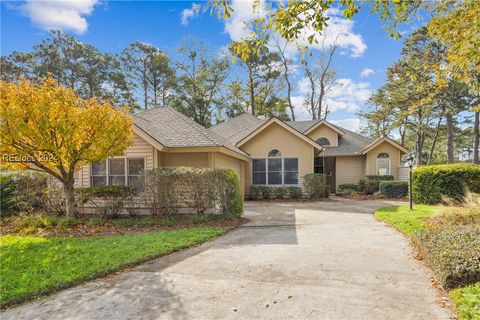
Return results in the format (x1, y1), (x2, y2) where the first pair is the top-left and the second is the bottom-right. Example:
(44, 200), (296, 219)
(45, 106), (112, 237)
(223, 119), (266, 139)
(165, 107), (221, 146)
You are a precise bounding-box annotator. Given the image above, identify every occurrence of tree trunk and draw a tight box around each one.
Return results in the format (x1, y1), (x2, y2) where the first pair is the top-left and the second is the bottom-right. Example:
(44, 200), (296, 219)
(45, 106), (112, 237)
(474, 111), (479, 164)
(248, 73), (255, 116)
(416, 131), (425, 165)
(446, 111), (454, 163)
(284, 71), (295, 121)
(143, 79), (148, 109)
(427, 113), (444, 164)
(63, 179), (76, 217)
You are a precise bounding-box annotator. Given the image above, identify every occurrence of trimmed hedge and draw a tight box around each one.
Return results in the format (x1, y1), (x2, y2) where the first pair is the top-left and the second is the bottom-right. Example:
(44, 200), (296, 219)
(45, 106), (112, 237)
(412, 164), (480, 204)
(76, 186), (138, 217)
(365, 175), (394, 181)
(414, 225), (480, 288)
(365, 180), (380, 195)
(142, 167), (243, 217)
(379, 181), (408, 198)
(304, 174), (329, 199)
(248, 186), (302, 200)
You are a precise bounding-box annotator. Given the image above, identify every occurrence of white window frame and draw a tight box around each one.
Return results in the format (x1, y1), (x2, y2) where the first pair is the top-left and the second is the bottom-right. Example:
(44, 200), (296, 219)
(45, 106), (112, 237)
(91, 157), (145, 188)
(252, 155), (299, 186)
(376, 153), (391, 175)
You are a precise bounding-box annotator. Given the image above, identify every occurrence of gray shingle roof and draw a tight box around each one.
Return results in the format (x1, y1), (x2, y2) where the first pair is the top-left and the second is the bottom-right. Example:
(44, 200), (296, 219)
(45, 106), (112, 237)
(210, 114), (373, 156)
(133, 107), (248, 157)
(208, 113), (266, 144)
(320, 128), (372, 156)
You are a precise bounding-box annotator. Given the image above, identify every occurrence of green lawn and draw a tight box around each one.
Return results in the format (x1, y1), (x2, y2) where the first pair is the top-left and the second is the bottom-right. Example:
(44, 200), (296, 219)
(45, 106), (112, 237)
(451, 283), (480, 320)
(374, 204), (439, 236)
(0, 227), (224, 307)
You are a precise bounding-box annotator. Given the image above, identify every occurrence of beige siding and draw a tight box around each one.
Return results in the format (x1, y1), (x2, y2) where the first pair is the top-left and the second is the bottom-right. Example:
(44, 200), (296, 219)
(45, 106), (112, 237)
(214, 154), (245, 197)
(161, 152), (209, 168)
(335, 155), (366, 190)
(74, 133), (155, 187)
(365, 141), (401, 179)
(240, 122), (314, 192)
(306, 124), (339, 146)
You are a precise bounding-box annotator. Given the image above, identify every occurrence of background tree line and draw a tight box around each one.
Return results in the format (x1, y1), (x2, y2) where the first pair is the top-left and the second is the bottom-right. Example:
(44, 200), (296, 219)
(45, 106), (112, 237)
(360, 25), (479, 165)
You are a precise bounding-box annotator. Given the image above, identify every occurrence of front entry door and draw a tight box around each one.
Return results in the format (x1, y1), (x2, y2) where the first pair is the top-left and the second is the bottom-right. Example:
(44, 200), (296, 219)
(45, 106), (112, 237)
(324, 157), (336, 192)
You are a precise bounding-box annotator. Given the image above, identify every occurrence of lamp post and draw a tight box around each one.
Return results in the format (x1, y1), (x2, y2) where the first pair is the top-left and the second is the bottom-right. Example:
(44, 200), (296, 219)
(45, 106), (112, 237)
(406, 154), (414, 210)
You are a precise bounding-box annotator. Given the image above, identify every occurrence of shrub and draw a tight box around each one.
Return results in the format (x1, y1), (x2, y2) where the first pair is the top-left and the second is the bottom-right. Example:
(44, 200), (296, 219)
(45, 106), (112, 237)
(16, 213), (59, 231)
(365, 175), (394, 181)
(412, 163), (480, 204)
(364, 180), (380, 195)
(249, 186), (263, 200)
(287, 186), (303, 199)
(142, 168), (181, 216)
(143, 167), (243, 216)
(275, 187), (287, 199)
(379, 181), (408, 198)
(0, 173), (16, 213)
(414, 225), (480, 288)
(338, 183), (359, 191)
(358, 178), (367, 192)
(304, 174), (329, 199)
(76, 186), (138, 218)
(428, 193), (480, 227)
(260, 186), (274, 199)
(0, 171), (49, 214)
(215, 169), (243, 217)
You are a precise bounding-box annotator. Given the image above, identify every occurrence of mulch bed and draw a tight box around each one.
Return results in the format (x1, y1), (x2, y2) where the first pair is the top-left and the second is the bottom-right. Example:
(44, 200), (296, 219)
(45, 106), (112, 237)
(0, 215), (247, 237)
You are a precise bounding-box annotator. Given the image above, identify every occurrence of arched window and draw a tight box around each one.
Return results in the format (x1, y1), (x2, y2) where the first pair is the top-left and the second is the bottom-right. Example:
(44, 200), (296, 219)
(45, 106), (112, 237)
(268, 149), (282, 158)
(376, 152), (390, 175)
(316, 137), (330, 146)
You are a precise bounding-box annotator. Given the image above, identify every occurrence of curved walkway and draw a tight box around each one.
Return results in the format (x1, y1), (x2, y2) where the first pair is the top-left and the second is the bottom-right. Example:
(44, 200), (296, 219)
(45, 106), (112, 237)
(2, 199), (451, 320)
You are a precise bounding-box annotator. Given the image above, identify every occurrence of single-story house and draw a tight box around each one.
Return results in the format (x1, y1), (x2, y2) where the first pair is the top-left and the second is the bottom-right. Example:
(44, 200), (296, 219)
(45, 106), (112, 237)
(74, 107), (408, 196)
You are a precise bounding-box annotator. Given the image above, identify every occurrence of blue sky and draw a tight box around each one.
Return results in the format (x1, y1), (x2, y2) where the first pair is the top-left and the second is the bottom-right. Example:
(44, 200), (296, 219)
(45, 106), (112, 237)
(1, 0), (426, 131)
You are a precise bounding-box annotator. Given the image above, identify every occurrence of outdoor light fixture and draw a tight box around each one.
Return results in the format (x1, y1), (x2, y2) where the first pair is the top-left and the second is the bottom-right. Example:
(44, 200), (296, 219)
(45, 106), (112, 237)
(406, 154), (414, 210)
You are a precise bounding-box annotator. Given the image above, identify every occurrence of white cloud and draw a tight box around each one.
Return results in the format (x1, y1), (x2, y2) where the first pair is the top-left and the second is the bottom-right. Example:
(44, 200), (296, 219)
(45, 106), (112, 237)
(360, 68), (374, 78)
(293, 77), (372, 120)
(325, 78), (372, 112)
(20, 0), (98, 34)
(180, 4), (198, 26)
(271, 8), (367, 58)
(224, 0), (266, 41)
(330, 118), (361, 133)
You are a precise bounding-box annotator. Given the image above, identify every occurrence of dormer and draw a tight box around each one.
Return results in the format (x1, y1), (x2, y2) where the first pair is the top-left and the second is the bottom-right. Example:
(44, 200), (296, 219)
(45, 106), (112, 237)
(304, 120), (345, 147)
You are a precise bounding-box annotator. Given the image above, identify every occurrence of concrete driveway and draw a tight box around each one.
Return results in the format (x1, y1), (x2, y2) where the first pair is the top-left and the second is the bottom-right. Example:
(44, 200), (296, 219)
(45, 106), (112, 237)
(3, 199), (451, 320)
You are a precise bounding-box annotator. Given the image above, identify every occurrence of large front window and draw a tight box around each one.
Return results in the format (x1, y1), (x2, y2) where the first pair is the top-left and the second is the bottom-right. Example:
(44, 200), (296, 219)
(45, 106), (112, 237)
(91, 158), (145, 189)
(252, 150), (298, 186)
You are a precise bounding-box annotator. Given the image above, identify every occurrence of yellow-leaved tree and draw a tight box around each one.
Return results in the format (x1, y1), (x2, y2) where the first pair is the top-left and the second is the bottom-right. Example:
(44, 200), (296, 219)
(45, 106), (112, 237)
(0, 78), (133, 216)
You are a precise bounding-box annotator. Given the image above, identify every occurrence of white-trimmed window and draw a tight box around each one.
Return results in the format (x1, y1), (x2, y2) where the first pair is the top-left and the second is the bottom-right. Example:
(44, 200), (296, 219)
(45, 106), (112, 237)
(91, 158), (145, 189)
(252, 150), (298, 186)
(376, 152), (390, 175)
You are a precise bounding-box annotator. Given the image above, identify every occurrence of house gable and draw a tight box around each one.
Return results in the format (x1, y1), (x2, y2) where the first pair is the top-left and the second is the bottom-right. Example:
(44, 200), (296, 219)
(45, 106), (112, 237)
(364, 140), (403, 178)
(361, 137), (408, 154)
(305, 123), (340, 147)
(236, 118), (323, 151)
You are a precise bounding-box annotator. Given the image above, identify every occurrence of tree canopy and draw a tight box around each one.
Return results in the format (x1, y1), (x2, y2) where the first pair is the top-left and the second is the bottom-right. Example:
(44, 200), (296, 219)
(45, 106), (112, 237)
(0, 78), (133, 215)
